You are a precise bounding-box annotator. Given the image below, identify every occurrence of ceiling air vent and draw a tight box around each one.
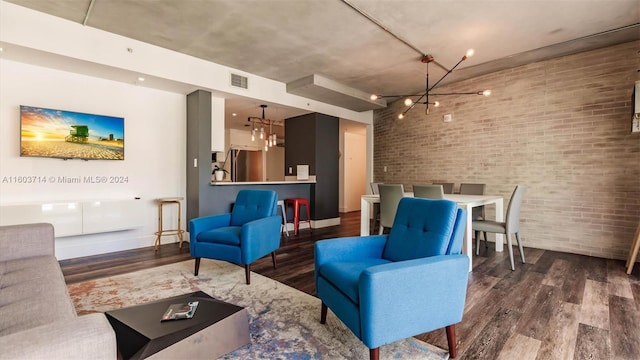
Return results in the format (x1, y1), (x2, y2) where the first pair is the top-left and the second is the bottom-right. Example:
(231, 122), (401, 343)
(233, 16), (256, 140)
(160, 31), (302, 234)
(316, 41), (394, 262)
(230, 73), (248, 89)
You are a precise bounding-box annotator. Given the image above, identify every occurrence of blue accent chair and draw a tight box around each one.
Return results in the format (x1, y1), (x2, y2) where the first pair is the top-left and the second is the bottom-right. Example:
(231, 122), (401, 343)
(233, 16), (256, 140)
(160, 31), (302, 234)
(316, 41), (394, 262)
(189, 190), (282, 284)
(315, 197), (469, 359)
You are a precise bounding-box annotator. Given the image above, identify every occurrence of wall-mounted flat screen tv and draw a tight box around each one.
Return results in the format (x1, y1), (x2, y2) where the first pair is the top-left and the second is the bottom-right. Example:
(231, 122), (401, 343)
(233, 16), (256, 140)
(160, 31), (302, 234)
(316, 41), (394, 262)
(20, 105), (124, 160)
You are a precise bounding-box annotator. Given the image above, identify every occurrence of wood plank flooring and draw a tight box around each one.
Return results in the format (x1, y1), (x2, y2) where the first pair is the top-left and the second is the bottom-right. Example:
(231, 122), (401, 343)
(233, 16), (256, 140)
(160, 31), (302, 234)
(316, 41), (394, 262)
(60, 211), (640, 359)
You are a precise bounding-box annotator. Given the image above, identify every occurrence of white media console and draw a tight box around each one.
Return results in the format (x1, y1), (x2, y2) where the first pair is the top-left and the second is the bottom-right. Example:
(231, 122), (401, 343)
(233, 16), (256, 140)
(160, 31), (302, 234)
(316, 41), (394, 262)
(0, 199), (145, 237)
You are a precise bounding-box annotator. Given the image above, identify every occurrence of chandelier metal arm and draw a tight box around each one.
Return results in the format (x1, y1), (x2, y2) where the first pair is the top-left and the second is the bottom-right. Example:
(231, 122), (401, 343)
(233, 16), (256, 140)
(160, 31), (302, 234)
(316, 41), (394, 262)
(373, 50), (490, 119)
(375, 94), (424, 99)
(430, 91), (487, 96)
(426, 56), (466, 93)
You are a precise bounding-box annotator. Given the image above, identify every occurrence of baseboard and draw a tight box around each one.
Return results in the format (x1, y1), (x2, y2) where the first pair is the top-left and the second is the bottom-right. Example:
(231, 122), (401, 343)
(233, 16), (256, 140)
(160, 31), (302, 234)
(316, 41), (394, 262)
(284, 217), (340, 232)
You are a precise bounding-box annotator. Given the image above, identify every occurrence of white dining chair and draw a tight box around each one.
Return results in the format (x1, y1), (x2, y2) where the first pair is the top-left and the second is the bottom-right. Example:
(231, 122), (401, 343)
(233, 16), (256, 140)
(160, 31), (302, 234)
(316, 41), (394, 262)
(472, 185), (527, 270)
(433, 182), (454, 194)
(413, 184), (444, 199)
(459, 183), (487, 251)
(378, 184), (404, 234)
(370, 182), (382, 232)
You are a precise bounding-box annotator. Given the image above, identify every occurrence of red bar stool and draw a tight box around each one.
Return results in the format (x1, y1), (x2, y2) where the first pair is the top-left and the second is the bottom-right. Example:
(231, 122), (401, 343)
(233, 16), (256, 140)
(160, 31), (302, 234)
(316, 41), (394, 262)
(285, 198), (312, 236)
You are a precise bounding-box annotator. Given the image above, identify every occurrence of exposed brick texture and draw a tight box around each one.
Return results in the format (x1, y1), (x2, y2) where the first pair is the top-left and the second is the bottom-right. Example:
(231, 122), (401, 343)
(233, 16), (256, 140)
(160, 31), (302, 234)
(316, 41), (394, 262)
(373, 41), (640, 260)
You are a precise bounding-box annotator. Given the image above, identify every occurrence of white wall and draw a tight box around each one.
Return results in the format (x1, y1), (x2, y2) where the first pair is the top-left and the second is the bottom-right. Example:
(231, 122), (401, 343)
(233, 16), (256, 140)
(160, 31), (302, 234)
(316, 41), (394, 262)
(0, 59), (186, 259)
(342, 132), (367, 212)
(339, 120), (367, 212)
(266, 146), (285, 181)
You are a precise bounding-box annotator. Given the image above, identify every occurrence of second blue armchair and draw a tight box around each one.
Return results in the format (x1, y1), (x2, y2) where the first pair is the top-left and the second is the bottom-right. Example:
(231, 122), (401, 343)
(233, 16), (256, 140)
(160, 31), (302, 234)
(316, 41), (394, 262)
(189, 190), (282, 284)
(315, 197), (469, 359)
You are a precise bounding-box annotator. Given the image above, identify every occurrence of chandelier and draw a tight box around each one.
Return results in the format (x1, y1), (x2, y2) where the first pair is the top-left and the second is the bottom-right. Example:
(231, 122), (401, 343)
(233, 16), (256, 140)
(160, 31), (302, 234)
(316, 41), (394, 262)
(248, 104), (279, 152)
(370, 49), (491, 119)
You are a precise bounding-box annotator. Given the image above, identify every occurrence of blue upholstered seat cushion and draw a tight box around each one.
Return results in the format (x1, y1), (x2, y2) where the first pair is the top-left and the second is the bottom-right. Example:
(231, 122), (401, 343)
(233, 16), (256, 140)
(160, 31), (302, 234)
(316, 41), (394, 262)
(319, 259), (391, 304)
(196, 226), (242, 245)
(383, 198), (457, 262)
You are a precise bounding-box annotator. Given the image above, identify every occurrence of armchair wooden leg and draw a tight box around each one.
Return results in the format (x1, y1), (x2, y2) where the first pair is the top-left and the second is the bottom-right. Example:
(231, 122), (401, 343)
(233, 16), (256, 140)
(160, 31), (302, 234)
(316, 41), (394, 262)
(245, 264), (251, 285)
(271, 251), (277, 270)
(446, 324), (457, 358)
(194, 258), (201, 276)
(320, 302), (327, 324)
(369, 347), (379, 360)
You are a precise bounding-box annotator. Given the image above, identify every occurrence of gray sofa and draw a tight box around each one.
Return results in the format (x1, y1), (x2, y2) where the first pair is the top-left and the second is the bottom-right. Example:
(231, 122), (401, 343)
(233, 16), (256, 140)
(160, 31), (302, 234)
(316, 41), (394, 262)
(0, 223), (116, 359)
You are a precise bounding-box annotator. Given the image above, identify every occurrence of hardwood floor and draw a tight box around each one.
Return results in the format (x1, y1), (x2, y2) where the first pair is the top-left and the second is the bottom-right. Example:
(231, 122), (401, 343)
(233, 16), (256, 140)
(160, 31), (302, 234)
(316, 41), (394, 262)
(60, 211), (640, 359)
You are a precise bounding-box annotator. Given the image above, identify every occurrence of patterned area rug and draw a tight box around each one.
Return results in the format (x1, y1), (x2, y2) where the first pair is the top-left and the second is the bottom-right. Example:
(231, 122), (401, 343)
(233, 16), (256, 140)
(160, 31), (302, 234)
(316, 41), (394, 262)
(68, 260), (449, 360)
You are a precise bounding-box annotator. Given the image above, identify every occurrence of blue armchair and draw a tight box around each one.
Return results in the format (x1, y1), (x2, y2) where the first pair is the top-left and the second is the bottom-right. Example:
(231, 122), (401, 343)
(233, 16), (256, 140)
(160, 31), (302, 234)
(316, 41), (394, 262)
(189, 190), (282, 284)
(315, 197), (469, 359)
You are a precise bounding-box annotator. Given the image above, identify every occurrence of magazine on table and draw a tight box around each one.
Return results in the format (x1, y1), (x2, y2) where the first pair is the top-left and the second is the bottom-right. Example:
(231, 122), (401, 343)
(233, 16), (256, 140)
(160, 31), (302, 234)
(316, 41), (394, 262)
(161, 301), (199, 322)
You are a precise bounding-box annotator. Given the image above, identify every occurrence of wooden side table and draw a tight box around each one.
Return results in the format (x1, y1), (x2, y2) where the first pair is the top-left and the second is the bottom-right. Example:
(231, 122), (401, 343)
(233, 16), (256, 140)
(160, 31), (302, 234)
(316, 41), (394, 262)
(625, 223), (640, 275)
(154, 197), (185, 251)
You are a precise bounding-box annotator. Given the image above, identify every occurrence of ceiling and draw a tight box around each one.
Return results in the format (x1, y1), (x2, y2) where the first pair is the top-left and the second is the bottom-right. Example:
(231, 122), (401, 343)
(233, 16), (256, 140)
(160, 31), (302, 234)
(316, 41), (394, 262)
(4, 0), (640, 132)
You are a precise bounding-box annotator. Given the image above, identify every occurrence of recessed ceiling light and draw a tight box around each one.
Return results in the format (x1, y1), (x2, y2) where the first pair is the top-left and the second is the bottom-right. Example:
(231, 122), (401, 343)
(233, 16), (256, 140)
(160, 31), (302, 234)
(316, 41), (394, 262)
(232, 113), (237, 116)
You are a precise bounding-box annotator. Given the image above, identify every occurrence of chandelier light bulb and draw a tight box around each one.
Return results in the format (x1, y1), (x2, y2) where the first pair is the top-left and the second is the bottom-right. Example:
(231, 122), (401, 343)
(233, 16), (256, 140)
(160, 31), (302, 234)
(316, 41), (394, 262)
(465, 49), (475, 58)
(251, 131), (255, 142)
(404, 98), (413, 106)
(434, 101), (440, 107)
(398, 113), (404, 119)
(482, 90), (492, 96)
(260, 126), (264, 139)
(370, 94), (379, 100)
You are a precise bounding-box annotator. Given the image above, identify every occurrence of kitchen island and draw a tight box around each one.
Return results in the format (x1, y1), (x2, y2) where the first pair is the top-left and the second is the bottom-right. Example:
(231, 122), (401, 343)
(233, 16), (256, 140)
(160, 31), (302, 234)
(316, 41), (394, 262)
(197, 179), (338, 230)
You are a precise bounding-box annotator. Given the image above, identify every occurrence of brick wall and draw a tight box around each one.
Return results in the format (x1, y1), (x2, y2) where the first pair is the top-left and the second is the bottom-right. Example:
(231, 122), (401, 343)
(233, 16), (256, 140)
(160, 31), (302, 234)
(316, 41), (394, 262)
(373, 41), (640, 260)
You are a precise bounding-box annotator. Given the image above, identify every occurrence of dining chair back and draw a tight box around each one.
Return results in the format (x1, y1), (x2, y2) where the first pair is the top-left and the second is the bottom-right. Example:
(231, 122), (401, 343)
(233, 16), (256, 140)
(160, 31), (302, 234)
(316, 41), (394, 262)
(459, 183), (486, 221)
(378, 184), (404, 234)
(505, 185), (526, 233)
(472, 185), (527, 270)
(413, 184), (445, 199)
(459, 183), (487, 252)
(370, 182), (382, 233)
(433, 182), (454, 194)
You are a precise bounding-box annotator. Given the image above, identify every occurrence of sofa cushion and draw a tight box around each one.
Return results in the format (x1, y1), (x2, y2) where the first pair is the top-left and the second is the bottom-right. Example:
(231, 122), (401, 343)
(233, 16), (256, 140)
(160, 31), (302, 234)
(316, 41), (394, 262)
(0, 256), (76, 336)
(319, 259), (391, 304)
(0, 313), (117, 360)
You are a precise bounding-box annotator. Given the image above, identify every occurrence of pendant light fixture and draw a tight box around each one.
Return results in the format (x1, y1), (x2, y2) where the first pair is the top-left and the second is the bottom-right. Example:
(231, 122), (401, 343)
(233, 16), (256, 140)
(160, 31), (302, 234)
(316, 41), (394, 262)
(340, 1), (490, 120)
(248, 104), (280, 150)
(370, 50), (491, 119)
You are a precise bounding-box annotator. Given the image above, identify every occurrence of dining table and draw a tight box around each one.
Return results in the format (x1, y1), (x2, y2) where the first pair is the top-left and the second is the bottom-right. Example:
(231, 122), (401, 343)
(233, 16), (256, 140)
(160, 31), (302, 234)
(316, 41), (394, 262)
(360, 193), (504, 271)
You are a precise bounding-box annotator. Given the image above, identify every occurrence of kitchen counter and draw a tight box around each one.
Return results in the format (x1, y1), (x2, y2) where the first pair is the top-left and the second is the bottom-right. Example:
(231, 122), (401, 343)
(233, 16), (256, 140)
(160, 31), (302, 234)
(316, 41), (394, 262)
(210, 180), (316, 186)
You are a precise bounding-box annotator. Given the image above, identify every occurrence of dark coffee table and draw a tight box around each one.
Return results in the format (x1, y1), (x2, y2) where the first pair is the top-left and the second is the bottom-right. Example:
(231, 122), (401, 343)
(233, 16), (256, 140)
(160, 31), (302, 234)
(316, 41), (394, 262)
(105, 291), (249, 360)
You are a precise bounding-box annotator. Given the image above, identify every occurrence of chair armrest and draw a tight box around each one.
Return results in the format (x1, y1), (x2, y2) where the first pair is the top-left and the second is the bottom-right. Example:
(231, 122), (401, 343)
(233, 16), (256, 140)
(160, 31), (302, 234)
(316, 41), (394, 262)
(358, 254), (470, 349)
(0, 313), (117, 360)
(315, 235), (388, 285)
(240, 215), (283, 263)
(0, 223), (55, 262)
(188, 213), (231, 243)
